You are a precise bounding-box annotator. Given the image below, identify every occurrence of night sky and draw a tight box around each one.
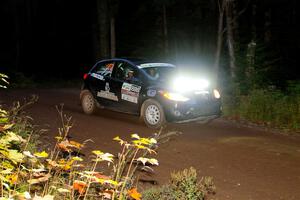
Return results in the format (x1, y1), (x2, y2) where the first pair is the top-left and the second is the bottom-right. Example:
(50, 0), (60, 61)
(0, 0), (299, 84)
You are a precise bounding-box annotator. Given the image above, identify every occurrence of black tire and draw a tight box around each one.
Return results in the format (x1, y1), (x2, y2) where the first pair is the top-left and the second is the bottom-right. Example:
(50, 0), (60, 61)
(80, 90), (97, 114)
(141, 99), (166, 129)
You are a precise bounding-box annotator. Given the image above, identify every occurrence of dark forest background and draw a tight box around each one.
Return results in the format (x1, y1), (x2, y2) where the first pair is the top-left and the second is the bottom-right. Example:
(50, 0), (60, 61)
(0, 0), (299, 87)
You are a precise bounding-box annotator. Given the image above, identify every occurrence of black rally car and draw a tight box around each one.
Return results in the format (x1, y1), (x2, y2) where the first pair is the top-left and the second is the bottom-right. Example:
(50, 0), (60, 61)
(80, 58), (221, 128)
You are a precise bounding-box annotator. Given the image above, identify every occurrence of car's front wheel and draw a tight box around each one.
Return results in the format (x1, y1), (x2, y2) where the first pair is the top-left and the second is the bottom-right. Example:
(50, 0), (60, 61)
(80, 90), (97, 114)
(141, 99), (166, 129)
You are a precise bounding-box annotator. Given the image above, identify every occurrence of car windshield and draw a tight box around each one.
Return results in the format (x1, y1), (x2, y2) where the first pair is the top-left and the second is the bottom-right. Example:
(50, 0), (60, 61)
(142, 67), (176, 81)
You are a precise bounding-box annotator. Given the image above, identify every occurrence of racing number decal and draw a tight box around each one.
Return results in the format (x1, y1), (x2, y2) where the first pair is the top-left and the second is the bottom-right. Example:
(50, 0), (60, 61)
(121, 83), (141, 104)
(105, 63), (114, 70)
(92, 62), (115, 79)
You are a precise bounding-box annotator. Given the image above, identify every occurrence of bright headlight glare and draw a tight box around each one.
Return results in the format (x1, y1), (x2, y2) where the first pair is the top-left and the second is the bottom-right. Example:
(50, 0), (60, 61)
(173, 77), (209, 92)
(195, 79), (209, 89)
(213, 89), (221, 99)
(163, 92), (189, 102)
(173, 77), (189, 92)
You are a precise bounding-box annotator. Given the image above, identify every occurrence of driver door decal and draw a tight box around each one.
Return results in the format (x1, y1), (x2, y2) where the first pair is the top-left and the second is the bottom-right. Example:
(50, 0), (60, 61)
(121, 82), (141, 104)
(97, 82), (119, 101)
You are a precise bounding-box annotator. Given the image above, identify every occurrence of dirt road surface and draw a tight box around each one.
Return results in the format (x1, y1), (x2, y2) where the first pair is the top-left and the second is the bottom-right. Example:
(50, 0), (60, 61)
(1, 88), (300, 200)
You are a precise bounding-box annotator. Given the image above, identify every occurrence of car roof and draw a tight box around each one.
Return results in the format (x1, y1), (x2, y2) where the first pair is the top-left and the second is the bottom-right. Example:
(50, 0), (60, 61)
(137, 63), (176, 69)
(97, 58), (176, 69)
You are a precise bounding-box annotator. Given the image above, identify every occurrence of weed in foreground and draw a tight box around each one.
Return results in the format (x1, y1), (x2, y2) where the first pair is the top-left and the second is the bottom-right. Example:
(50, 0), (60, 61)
(0, 73), (9, 88)
(1, 103), (170, 199)
(143, 167), (216, 200)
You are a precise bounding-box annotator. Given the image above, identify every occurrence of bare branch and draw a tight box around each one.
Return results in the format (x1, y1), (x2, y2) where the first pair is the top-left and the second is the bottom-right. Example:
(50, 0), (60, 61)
(231, 0), (251, 23)
(222, 0), (250, 35)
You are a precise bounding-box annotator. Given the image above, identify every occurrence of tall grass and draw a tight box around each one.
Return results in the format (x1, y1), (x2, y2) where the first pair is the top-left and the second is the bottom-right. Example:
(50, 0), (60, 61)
(223, 84), (300, 132)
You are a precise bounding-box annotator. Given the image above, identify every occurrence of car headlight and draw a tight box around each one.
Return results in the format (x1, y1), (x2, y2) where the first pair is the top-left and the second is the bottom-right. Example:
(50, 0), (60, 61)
(173, 77), (209, 92)
(213, 89), (221, 99)
(162, 92), (189, 102)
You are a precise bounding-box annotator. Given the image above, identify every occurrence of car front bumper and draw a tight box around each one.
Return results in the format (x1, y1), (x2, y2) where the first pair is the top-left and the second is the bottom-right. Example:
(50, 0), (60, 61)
(162, 98), (222, 123)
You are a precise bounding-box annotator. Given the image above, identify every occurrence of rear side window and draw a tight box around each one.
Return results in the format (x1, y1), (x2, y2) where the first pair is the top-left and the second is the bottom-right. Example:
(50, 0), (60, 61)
(142, 66), (175, 81)
(113, 62), (139, 82)
(92, 61), (115, 77)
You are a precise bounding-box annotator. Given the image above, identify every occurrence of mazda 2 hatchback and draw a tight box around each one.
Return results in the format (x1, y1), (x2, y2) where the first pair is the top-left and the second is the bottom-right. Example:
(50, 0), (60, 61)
(80, 58), (221, 128)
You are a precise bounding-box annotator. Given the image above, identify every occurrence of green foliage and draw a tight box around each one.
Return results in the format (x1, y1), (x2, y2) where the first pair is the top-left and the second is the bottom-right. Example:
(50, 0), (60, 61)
(0, 109), (28, 193)
(223, 38), (300, 133)
(223, 84), (300, 132)
(287, 80), (300, 94)
(143, 167), (215, 200)
(142, 185), (171, 200)
(0, 97), (42, 198)
(233, 40), (283, 94)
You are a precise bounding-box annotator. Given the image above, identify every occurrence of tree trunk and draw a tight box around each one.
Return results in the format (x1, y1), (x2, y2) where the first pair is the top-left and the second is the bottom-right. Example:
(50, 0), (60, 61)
(264, 8), (271, 43)
(246, 3), (257, 79)
(232, 0), (239, 44)
(96, 0), (110, 59)
(213, 0), (226, 81)
(251, 3), (257, 41)
(110, 17), (116, 58)
(162, 4), (169, 57)
(225, 0), (236, 79)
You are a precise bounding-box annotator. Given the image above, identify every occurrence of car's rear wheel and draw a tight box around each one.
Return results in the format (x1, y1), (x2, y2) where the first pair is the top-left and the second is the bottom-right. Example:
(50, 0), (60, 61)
(81, 90), (97, 114)
(141, 99), (166, 129)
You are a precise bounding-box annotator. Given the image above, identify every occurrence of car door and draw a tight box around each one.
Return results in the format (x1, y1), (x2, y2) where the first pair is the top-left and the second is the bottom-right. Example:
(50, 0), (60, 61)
(110, 61), (143, 114)
(89, 61), (119, 107)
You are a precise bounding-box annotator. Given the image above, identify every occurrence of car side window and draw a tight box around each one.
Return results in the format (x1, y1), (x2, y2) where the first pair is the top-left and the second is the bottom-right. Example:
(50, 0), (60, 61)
(144, 67), (160, 80)
(92, 62), (114, 77)
(113, 62), (139, 83)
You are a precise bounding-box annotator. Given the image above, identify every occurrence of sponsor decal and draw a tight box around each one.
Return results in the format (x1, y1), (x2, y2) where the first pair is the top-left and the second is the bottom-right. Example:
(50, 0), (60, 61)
(91, 73), (104, 80)
(121, 83), (141, 103)
(121, 82), (131, 91)
(97, 82), (118, 101)
(147, 89), (156, 97)
(121, 94), (138, 103)
(97, 91), (118, 101)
